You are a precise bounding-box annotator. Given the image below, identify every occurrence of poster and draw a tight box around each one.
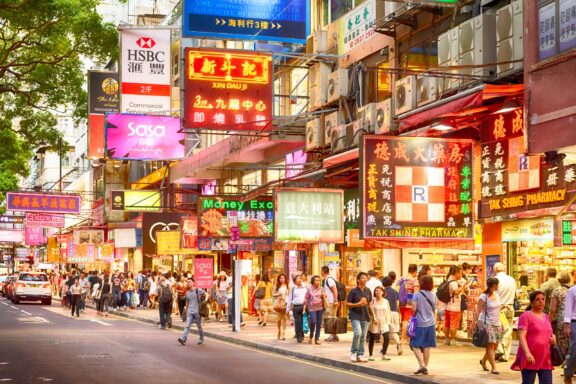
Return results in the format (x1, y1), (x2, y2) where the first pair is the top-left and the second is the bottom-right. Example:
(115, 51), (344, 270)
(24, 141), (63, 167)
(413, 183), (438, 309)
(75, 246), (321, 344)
(194, 258), (214, 289)
(485, 255), (500, 283)
(181, 216), (198, 249)
(73, 230), (104, 246)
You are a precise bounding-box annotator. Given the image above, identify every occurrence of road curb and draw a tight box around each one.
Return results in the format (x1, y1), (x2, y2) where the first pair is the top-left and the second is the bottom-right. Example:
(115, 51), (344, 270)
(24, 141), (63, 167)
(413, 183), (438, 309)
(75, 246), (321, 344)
(106, 307), (437, 384)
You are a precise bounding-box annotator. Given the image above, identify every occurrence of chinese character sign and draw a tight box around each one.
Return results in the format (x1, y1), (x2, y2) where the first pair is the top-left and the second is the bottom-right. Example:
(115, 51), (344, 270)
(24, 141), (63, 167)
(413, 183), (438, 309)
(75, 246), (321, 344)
(361, 135), (474, 240)
(183, 0), (309, 44)
(6, 192), (81, 214)
(156, 230), (182, 255)
(106, 113), (184, 160)
(338, 0), (377, 55)
(539, 2), (557, 60)
(184, 49), (273, 131)
(560, 0), (576, 53)
(275, 189), (344, 243)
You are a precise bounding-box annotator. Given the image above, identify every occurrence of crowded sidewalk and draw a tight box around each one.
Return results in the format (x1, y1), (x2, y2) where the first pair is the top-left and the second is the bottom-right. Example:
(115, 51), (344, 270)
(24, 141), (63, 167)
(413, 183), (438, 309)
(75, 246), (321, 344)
(80, 302), (559, 384)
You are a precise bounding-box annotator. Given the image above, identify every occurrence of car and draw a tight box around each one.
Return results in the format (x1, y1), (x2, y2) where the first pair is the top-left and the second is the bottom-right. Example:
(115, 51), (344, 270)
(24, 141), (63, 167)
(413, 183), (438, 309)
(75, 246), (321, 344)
(12, 272), (52, 305)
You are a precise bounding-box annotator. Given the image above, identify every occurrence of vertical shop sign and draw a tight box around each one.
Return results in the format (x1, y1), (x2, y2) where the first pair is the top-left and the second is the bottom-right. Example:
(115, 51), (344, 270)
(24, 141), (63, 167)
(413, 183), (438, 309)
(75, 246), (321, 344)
(560, 0), (576, 53)
(539, 2), (557, 60)
(88, 71), (119, 159)
(361, 135), (475, 240)
(338, 0), (376, 55)
(120, 29), (171, 115)
(194, 258), (214, 289)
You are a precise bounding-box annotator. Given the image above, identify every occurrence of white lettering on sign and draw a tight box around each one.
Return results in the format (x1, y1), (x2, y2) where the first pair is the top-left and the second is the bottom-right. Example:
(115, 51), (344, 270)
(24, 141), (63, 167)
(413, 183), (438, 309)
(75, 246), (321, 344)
(127, 122), (166, 138)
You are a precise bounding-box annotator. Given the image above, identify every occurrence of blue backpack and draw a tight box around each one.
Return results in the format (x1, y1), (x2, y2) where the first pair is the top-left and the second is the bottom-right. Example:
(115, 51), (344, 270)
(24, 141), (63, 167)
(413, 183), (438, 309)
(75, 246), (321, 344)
(398, 278), (409, 306)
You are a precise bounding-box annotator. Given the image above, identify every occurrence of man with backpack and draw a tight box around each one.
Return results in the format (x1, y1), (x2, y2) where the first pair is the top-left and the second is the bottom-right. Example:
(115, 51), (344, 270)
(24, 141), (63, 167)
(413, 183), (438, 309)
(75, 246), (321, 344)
(178, 278), (206, 346)
(437, 266), (470, 346)
(398, 264), (419, 345)
(137, 271), (150, 309)
(321, 266), (344, 342)
(158, 276), (173, 330)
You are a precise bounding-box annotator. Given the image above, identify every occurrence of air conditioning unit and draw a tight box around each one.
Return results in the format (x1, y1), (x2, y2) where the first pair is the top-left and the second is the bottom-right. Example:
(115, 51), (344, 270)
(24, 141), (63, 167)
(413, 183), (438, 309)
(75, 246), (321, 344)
(327, 69), (349, 103)
(417, 76), (438, 107)
(394, 75), (417, 115)
(497, 0), (523, 76)
(384, 0), (401, 21)
(458, 14), (497, 82)
(437, 27), (460, 93)
(306, 30), (327, 55)
(358, 103), (377, 133)
(346, 120), (362, 149)
(305, 118), (322, 151)
(323, 111), (341, 146)
(375, 99), (393, 134)
(308, 63), (330, 111)
(330, 124), (346, 153)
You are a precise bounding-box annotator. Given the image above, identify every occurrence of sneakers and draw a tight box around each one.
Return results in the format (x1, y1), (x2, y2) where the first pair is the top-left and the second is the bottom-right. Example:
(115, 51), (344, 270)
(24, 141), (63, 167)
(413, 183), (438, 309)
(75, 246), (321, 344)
(451, 340), (463, 347)
(357, 355), (368, 363)
(368, 356), (375, 361)
(381, 355), (391, 361)
(350, 353), (358, 362)
(197, 340), (205, 345)
(397, 344), (403, 355)
(444, 339), (451, 346)
(178, 338), (186, 345)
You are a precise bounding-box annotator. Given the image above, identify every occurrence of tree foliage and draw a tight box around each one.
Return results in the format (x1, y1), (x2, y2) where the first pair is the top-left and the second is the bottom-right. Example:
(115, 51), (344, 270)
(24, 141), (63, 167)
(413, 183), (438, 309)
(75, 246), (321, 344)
(0, 0), (118, 200)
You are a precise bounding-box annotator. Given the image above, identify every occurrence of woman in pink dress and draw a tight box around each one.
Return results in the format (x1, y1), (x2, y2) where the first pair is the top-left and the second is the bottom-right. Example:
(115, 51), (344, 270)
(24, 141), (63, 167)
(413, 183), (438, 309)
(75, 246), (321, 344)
(511, 290), (556, 384)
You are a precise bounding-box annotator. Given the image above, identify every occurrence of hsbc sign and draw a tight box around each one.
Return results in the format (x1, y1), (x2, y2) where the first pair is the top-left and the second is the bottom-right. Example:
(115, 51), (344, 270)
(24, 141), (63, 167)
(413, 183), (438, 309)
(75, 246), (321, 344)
(120, 29), (171, 115)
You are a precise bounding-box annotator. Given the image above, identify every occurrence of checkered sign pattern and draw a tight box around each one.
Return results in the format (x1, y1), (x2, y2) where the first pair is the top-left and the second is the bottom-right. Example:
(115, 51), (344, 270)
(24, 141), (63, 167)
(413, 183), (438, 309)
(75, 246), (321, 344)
(395, 166), (445, 222)
(508, 136), (540, 192)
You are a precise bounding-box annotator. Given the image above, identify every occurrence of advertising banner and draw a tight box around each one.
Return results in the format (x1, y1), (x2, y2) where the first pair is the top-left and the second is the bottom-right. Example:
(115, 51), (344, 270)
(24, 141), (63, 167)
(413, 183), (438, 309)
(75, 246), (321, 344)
(361, 135), (475, 241)
(47, 237), (60, 263)
(15, 247), (30, 259)
(182, 0), (309, 44)
(6, 192), (81, 214)
(194, 258), (214, 289)
(338, 0), (377, 55)
(198, 197), (274, 238)
(120, 29), (171, 115)
(25, 226), (45, 246)
(275, 189), (344, 243)
(0, 215), (25, 224)
(184, 49), (273, 131)
(110, 190), (161, 211)
(156, 230), (182, 255)
(0, 230), (23, 243)
(106, 113), (184, 160)
(142, 212), (185, 255)
(501, 218), (554, 242)
(88, 114), (106, 158)
(73, 230), (104, 246)
(88, 71), (119, 114)
(181, 216), (198, 249)
(114, 228), (137, 248)
(25, 213), (65, 228)
(69, 244), (96, 264)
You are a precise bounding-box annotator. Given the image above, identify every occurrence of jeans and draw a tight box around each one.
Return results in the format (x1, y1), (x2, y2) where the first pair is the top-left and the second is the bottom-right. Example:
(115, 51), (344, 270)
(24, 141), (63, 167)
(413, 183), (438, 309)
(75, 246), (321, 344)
(293, 304), (305, 341)
(139, 290), (149, 308)
(308, 309), (324, 341)
(565, 322), (576, 378)
(159, 301), (172, 328)
(178, 296), (186, 317)
(227, 297), (243, 325)
(112, 288), (121, 308)
(124, 291), (134, 308)
(71, 294), (81, 316)
(99, 294), (110, 313)
(80, 292), (87, 311)
(351, 320), (369, 356)
(182, 313), (204, 342)
(521, 369), (553, 384)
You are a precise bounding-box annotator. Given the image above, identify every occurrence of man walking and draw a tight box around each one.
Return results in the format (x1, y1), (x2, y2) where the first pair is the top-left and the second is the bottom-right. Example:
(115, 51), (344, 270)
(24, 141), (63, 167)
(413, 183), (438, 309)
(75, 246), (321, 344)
(286, 274), (307, 343)
(366, 270), (382, 296)
(158, 277), (173, 330)
(178, 278), (206, 346)
(494, 262), (516, 362)
(347, 272), (376, 363)
(79, 273), (90, 312)
(321, 266), (340, 342)
(137, 270), (149, 309)
(541, 268), (560, 314)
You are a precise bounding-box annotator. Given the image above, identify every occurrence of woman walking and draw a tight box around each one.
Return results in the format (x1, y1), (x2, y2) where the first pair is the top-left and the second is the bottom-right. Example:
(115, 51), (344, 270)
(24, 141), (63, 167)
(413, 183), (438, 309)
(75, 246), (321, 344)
(70, 278), (82, 317)
(254, 273), (273, 326)
(474, 277), (503, 375)
(99, 275), (112, 316)
(215, 271), (229, 322)
(511, 290), (556, 384)
(273, 273), (289, 340)
(148, 274), (158, 309)
(410, 275), (437, 375)
(305, 275), (325, 345)
(176, 275), (187, 320)
(369, 286), (393, 361)
(550, 271), (572, 356)
(123, 272), (136, 311)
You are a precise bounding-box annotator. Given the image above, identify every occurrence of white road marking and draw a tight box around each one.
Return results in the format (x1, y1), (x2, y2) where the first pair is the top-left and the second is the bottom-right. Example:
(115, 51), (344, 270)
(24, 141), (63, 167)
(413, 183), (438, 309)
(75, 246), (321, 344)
(0, 302), (8, 306)
(9, 306), (18, 310)
(0, 379), (12, 382)
(38, 378), (53, 382)
(0, 363), (9, 365)
(20, 310), (31, 315)
(90, 319), (111, 326)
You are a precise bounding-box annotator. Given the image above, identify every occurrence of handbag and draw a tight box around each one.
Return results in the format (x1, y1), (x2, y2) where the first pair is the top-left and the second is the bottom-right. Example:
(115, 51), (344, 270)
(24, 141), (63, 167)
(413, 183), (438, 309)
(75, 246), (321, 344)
(324, 317), (348, 334)
(303, 312), (309, 334)
(255, 286), (266, 299)
(551, 344), (565, 367)
(472, 295), (489, 348)
(407, 291), (435, 338)
(273, 297), (286, 312)
(197, 290), (210, 318)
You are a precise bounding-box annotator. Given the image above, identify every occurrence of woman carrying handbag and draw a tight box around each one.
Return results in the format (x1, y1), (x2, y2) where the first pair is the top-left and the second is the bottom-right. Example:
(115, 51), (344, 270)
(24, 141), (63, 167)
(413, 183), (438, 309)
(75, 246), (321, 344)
(473, 277), (503, 375)
(273, 273), (289, 340)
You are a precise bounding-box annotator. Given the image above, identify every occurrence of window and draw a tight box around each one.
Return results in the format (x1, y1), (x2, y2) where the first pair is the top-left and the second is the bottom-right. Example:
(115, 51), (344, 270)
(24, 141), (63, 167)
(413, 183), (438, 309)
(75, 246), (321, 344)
(538, 0), (576, 61)
(319, 0), (360, 27)
(18, 273), (48, 282)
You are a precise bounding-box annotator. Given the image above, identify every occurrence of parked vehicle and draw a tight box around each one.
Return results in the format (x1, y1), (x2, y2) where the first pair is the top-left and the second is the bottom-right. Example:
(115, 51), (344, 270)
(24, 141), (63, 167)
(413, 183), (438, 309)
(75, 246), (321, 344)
(12, 272), (51, 305)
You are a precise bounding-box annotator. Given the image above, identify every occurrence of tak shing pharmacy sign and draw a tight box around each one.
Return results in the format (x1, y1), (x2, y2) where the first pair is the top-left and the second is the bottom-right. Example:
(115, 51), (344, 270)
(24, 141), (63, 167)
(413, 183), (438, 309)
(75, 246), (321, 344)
(120, 29), (171, 115)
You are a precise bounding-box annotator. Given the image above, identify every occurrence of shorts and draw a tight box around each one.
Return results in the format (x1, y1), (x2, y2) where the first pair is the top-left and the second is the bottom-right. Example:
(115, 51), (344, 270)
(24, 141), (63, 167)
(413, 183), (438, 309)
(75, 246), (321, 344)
(389, 311), (401, 333)
(444, 310), (462, 330)
(400, 307), (413, 322)
(409, 325), (437, 349)
(258, 298), (272, 312)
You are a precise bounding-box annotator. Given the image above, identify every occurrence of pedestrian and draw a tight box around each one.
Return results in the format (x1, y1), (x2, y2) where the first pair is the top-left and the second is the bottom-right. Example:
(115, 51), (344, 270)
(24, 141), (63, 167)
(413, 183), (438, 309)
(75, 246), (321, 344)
(382, 276), (402, 355)
(136, 270), (148, 309)
(254, 273), (273, 326)
(368, 286), (392, 361)
(70, 278), (82, 318)
(474, 277), (503, 375)
(321, 266), (340, 342)
(148, 274), (158, 309)
(541, 268), (560, 314)
(99, 275), (111, 316)
(250, 274), (261, 318)
(305, 275), (325, 345)
(410, 275), (437, 375)
(550, 271), (572, 356)
(494, 262), (516, 362)
(511, 290), (555, 384)
(111, 273), (122, 309)
(215, 271), (229, 322)
(158, 277), (173, 330)
(123, 272), (136, 311)
(178, 278), (206, 346)
(418, 265), (432, 281)
(366, 270), (383, 296)
(79, 273), (90, 312)
(65, 273), (75, 307)
(399, 264), (419, 346)
(347, 272), (376, 363)
(444, 266), (470, 346)
(176, 275), (187, 320)
(286, 274), (307, 343)
(59, 273), (69, 307)
(562, 277), (576, 384)
(273, 273), (289, 340)
(301, 273), (309, 288)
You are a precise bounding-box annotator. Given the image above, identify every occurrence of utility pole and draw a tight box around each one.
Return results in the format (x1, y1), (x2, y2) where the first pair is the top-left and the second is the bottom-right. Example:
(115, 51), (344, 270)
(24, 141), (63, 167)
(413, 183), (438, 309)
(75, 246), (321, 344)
(58, 137), (62, 192)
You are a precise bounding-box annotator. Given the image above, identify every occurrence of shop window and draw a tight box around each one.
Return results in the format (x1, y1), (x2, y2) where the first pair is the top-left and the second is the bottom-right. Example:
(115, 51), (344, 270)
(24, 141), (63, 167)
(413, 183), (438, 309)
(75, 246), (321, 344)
(537, 0), (576, 61)
(290, 67), (308, 116)
(377, 61), (392, 101)
(318, 0), (364, 27)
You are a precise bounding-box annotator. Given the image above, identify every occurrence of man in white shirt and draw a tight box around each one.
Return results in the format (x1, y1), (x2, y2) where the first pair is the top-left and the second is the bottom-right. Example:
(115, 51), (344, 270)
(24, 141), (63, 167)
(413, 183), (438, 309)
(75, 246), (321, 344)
(366, 270), (383, 296)
(563, 285), (576, 384)
(494, 262), (516, 362)
(286, 274), (308, 343)
(322, 266), (340, 342)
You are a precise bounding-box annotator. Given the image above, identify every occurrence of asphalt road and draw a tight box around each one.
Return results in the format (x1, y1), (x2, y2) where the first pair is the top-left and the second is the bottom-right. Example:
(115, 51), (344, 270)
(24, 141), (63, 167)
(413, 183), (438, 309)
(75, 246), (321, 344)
(0, 297), (400, 384)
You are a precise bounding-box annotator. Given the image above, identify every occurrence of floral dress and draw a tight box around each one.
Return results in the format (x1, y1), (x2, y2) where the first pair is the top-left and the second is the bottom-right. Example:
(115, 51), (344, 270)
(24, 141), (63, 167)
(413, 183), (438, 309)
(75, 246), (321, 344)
(551, 285), (570, 355)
